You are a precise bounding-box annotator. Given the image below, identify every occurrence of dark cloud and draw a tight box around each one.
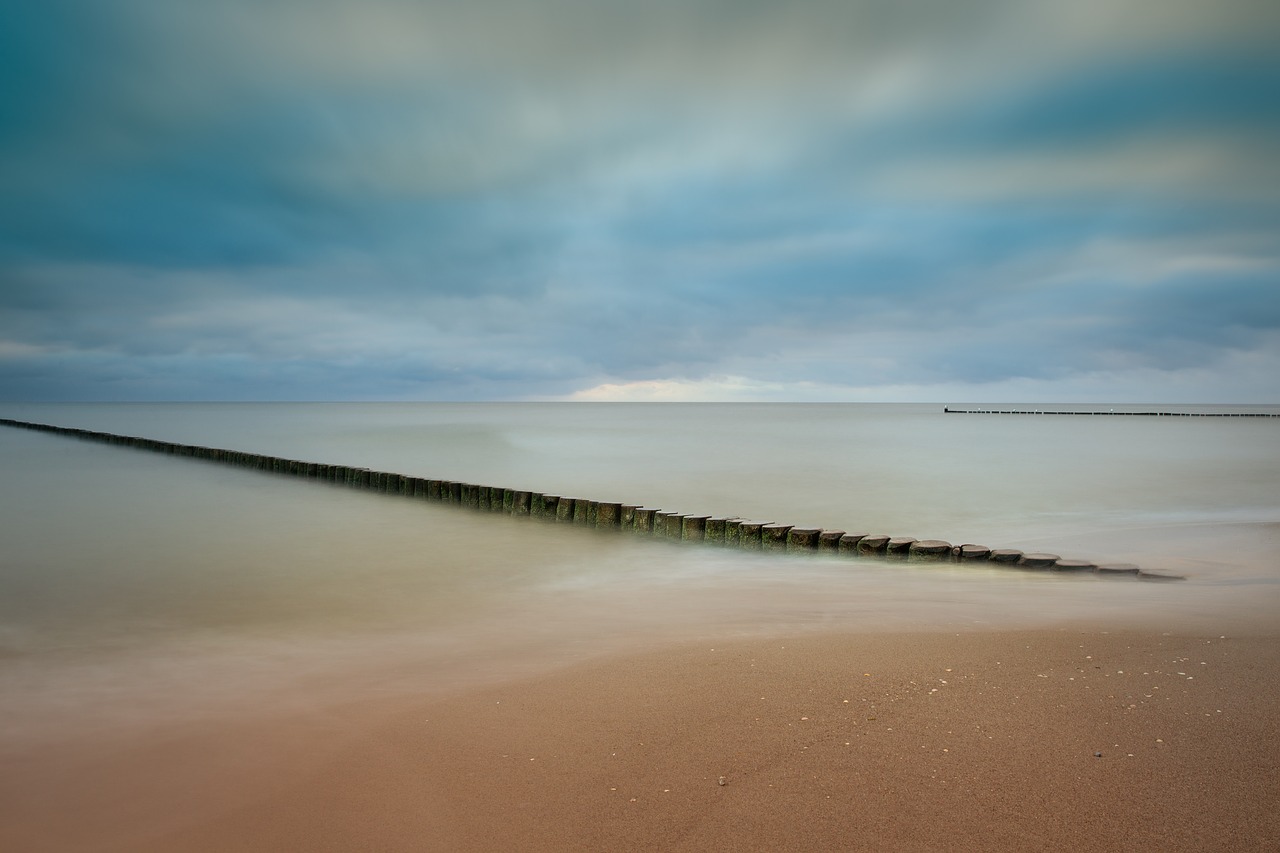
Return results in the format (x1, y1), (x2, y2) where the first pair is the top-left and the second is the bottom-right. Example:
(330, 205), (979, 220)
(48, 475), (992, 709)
(1, 0), (1277, 401)
(903, 56), (1280, 154)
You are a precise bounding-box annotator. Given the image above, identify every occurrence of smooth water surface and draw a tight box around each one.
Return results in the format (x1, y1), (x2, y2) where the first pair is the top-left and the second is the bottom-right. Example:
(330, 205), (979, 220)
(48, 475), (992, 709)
(1, 403), (1277, 744)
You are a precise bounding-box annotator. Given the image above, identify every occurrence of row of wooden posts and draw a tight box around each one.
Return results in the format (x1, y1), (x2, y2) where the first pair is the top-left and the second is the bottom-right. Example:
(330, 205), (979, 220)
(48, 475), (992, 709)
(944, 407), (1277, 417)
(0, 417), (1180, 579)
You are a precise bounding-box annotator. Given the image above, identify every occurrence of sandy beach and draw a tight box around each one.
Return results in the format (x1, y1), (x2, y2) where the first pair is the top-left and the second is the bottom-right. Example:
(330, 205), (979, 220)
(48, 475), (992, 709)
(3, 624), (1277, 852)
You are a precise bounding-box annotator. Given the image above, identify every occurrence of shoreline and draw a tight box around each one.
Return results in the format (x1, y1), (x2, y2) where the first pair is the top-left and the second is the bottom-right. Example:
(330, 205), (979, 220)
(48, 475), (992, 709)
(3, 624), (1277, 852)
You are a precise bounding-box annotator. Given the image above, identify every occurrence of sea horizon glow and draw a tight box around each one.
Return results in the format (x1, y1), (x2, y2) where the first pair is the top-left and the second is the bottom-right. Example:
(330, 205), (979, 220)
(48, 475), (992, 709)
(1, 1), (1278, 403)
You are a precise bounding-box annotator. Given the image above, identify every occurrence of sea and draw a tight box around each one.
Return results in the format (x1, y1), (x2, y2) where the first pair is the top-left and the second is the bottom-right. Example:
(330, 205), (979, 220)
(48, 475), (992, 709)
(1, 402), (1277, 745)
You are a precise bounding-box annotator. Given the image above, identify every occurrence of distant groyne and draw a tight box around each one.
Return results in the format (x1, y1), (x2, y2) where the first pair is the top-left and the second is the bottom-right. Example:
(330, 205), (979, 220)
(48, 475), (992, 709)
(0, 417), (1183, 581)
(944, 407), (1279, 417)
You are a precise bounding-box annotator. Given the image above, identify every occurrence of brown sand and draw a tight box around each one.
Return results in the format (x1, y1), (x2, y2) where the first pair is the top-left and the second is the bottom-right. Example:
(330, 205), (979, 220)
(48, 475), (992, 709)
(3, 626), (1278, 852)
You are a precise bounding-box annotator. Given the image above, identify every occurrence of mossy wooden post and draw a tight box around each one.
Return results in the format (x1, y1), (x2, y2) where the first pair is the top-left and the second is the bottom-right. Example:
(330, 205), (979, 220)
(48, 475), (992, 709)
(1018, 553), (1060, 569)
(787, 528), (821, 551)
(540, 495), (560, 519)
(651, 511), (671, 536)
(761, 524), (793, 551)
(955, 544), (991, 561)
(574, 500), (598, 526)
(633, 507), (659, 534)
(818, 530), (845, 552)
(738, 521), (768, 550)
(724, 519), (744, 547)
(838, 533), (866, 555)
(513, 491), (532, 516)
(682, 515), (709, 541)
(908, 540), (951, 562)
(660, 512), (687, 539)
(705, 517), (730, 545)
(596, 502), (622, 529)
(886, 537), (917, 559)
(989, 549), (1022, 564)
(857, 535), (890, 556)
(1052, 559), (1096, 572)
(557, 498), (577, 523)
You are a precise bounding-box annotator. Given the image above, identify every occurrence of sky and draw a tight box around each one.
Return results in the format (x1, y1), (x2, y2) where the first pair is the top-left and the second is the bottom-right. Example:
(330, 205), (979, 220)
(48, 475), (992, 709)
(1, 0), (1277, 403)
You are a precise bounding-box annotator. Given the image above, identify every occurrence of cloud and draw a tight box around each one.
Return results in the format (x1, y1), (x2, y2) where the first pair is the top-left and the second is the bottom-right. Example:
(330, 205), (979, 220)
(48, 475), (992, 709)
(0, 0), (1277, 402)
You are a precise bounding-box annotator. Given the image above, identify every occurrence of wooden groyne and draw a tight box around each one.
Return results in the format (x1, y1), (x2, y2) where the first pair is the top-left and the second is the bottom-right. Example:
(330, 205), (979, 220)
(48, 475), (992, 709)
(945, 407), (1278, 417)
(0, 417), (1183, 581)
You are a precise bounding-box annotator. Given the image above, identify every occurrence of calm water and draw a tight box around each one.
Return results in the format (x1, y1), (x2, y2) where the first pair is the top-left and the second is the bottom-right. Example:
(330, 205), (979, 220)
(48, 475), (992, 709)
(1, 403), (1277, 743)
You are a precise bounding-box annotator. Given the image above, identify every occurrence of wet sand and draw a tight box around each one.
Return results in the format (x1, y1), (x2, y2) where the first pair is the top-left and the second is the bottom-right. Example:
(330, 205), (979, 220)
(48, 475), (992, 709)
(3, 626), (1278, 852)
